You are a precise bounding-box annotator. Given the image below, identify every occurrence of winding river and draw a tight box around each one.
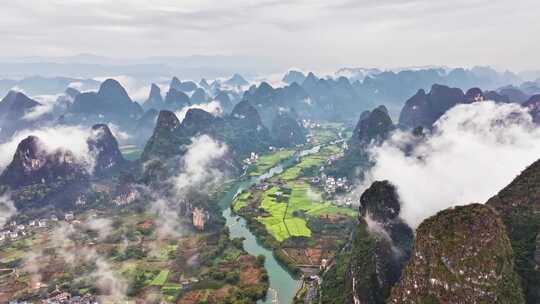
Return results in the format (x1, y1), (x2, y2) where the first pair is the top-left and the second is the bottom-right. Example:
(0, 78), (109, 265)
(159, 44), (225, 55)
(219, 148), (319, 304)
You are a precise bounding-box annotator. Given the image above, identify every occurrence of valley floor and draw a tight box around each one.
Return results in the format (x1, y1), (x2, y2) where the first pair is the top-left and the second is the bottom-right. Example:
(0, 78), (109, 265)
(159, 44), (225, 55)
(0, 123), (356, 304)
(231, 123), (358, 302)
(0, 204), (268, 303)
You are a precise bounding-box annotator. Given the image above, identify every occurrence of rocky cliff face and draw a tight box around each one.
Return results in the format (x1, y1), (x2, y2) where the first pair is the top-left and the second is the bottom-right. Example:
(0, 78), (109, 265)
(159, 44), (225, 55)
(144, 83), (164, 110)
(177, 80), (198, 92)
(301, 72), (319, 92)
(0, 136), (90, 210)
(464, 87), (485, 103)
(282, 70), (306, 85)
(398, 84), (465, 129)
(486, 157), (540, 303)
(164, 88), (190, 110)
(180, 108), (219, 133)
(230, 100), (265, 128)
(65, 87), (80, 99)
(535, 234), (540, 270)
(87, 124), (126, 175)
(270, 108), (307, 147)
(465, 87), (511, 103)
(351, 105), (394, 146)
(169, 76), (182, 91)
(97, 79), (133, 105)
(246, 82), (275, 106)
(344, 181), (413, 304)
(523, 94), (540, 123)
(142, 101), (273, 163)
(134, 109), (159, 145)
(329, 106), (394, 179)
(1, 123), (126, 187)
(0, 91), (46, 141)
(483, 90), (511, 103)
(0, 125), (127, 212)
(68, 79), (143, 126)
(301, 73), (363, 121)
(141, 110), (185, 161)
(398, 84), (523, 129)
(242, 81), (310, 127)
(0, 90), (41, 113)
(0, 136), (88, 188)
(227, 100), (273, 155)
(389, 204), (524, 304)
(498, 86), (530, 103)
(199, 78), (210, 90)
(214, 91), (233, 112)
(190, 88), (209, 104)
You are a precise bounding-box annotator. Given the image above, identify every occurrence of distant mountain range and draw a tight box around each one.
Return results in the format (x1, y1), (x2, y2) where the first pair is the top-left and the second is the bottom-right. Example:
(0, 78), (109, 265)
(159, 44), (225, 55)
(2, 60), (540, 304)
(0, 54), (280, 80)
(1, 67), (538, 155)
(0, 76), (99, 97)
(142, 99), (301, 163)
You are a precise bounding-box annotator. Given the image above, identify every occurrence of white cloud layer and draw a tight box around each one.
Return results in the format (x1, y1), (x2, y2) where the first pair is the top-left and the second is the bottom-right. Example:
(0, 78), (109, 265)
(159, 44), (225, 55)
(174, 101), (223, 122)
(361, 101), (540, 227)
(22, 94), (60, 120)
(108, 123), (131, 144)
(0, 125), (95, 172)
(0, 195), (17, 227)
(172, 134), (228, 194)
(151, 135), (228, 238)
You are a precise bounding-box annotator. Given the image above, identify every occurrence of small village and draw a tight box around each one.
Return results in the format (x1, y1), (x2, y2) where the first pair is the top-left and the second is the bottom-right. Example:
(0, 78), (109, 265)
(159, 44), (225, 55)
(9, 290), (99, 304)
(0, 212), (74, 243)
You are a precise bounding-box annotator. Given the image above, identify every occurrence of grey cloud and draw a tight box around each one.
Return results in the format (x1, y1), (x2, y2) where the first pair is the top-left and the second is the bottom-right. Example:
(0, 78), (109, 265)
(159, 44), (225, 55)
(0, 0), (539, 71)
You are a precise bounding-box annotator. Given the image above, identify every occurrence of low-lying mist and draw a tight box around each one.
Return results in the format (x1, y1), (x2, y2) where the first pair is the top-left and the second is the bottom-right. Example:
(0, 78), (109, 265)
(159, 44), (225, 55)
(174, 101), (223, 122)
(0, 125), (94, 171)
(360, 101), (540, 227)
(151, 134), (228, 238)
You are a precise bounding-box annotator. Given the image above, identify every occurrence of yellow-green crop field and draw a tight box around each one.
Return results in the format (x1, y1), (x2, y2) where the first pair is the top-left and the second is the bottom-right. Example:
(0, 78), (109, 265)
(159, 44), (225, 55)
(150, 269), (170, 286)
(256, 181), (355, 242)
(232, 191), (251, 212)
(279, 145), (341, 181)
(249, 149), (295, 176)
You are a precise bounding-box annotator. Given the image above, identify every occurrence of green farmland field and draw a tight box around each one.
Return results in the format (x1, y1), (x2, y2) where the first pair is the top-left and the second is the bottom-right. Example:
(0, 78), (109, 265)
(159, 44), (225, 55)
(256, 181), (354, 242)
(249, 149), (295, 176)
(150, 270), (170, 286)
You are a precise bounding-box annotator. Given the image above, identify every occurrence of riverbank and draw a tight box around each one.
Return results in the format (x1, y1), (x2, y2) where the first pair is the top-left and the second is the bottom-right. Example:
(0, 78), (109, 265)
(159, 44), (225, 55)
(220, 172), (301, 304)
(218, 135), (331, 303)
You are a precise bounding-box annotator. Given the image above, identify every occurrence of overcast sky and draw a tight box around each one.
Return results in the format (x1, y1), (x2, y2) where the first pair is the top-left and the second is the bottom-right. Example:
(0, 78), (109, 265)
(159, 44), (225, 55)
(1, 0), (539, 71)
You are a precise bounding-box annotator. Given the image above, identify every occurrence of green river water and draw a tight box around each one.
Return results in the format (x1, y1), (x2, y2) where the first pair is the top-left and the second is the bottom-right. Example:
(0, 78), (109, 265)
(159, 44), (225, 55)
(218, 147), (320, 304)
